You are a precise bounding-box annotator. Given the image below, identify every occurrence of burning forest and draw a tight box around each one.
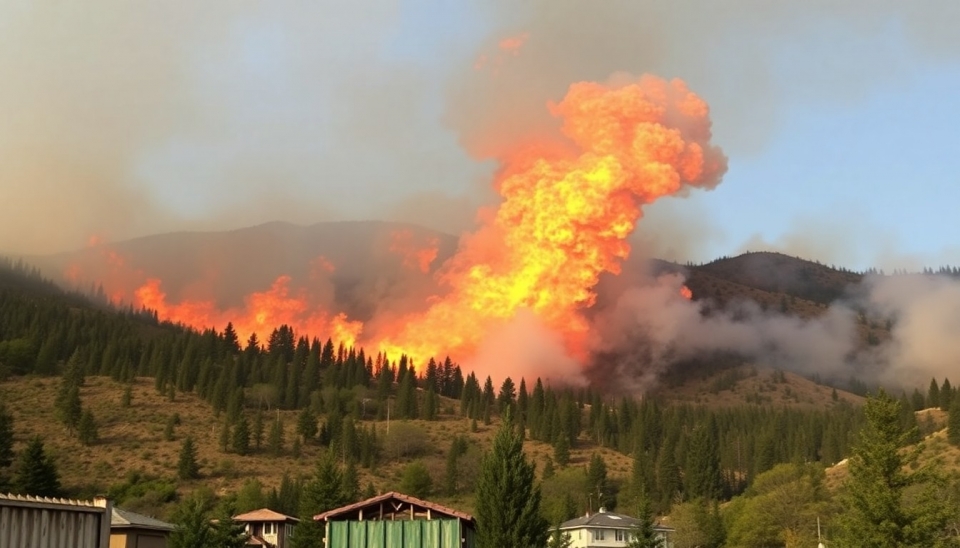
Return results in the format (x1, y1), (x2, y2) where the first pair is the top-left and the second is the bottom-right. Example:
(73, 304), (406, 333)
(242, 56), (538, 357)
(51, 74), (728, 388)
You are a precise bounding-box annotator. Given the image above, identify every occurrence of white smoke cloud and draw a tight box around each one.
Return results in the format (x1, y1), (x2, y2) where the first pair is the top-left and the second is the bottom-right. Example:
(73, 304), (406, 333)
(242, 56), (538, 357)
(589, 269), (960, 392)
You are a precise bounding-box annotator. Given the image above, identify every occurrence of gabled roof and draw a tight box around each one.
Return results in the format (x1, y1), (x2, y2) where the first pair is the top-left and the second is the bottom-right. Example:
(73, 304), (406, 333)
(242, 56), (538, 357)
(560, 509), (673, 532)
(233, 508), (300, 523)
(111, 507), (175, 532)
(314, 491), (474, 523)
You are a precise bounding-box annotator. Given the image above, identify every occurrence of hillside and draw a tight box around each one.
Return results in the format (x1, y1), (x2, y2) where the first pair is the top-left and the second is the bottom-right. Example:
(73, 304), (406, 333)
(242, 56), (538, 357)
(0, 375), (631, 519)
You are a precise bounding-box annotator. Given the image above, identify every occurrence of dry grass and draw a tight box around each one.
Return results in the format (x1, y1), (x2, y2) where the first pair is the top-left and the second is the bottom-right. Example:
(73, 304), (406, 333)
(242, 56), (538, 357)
(0, 376), (633, 516)
(663, 364), (864, 409)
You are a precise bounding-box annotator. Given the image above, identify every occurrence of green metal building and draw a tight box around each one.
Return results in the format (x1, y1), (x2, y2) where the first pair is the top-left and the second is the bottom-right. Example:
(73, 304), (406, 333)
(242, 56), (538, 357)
(314, 491), (476, 548)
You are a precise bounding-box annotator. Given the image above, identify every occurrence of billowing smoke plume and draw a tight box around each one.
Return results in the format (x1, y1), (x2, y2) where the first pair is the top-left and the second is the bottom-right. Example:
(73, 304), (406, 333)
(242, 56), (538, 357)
(586, 268), (960, 393)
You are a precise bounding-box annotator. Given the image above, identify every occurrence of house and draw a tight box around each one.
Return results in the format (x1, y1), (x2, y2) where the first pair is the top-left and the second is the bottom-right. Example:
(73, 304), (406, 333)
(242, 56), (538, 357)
(313, 491), (476, 547)
(558, 507), (673, 548)
(110, 506), (175, 548)
(232, 508), (299, 548)
(0, 492), (112, 548)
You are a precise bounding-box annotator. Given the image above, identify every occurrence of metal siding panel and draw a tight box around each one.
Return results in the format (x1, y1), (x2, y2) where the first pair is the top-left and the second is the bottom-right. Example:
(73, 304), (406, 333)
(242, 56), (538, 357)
(0, 503), (106, 548)
(403, 520), (421, 548)
(367, 520), (385, 548)
(348, 520), (366, 548)
(330, 521), (348, 547)
(420, 520), (438, 548)
(385, 521), (404, 548)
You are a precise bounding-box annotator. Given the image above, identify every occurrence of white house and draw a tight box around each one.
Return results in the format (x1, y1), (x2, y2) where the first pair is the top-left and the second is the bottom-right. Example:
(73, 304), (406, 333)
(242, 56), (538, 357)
(558, 507), (673, 548)
(232, 508), (299, 548)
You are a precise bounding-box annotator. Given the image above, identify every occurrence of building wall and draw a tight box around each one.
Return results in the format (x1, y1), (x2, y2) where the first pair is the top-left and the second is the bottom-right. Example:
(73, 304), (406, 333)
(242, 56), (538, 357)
(326, 518), (471, 548)
(565, 527), (672, 548)
(0, 495), (111, 548)
(110, 530), (168, 548)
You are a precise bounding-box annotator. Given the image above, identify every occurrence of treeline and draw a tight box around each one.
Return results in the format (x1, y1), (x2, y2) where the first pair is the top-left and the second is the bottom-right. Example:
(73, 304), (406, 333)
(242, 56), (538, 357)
(0, 260), (872, 509)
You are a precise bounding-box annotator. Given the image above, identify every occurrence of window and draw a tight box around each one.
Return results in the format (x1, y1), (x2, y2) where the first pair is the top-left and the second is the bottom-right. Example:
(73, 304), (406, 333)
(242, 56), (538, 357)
(594, 529), (605, 540)
(264, 523), (275, 535)
(616, 529), (625, 541)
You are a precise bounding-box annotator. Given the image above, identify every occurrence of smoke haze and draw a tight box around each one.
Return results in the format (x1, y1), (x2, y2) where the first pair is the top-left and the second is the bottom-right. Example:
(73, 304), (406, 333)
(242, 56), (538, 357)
(4, 1), (960, 257)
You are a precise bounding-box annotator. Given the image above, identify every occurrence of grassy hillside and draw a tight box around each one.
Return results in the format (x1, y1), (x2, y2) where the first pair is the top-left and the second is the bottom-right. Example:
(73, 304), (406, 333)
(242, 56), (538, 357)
(0, 375), (631, 518)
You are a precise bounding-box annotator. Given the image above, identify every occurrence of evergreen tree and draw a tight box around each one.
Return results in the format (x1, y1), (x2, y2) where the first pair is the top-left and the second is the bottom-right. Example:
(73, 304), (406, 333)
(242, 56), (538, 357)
(253, 408), (264, 450)
(546, 526), (573, 548)
(178, 436), (201, 480)
(423, 388), (438, 420)
(685, 418), (723, 500)
(14, 437), (61, 497)
(837, 389), (951, 546)
(55, 381), (82, 431)
(553, 435), (570, 467)
(219, 419), (231, 453)
(941, 378), (954, 411)
(210, 505), (249, 548)
(0, 403), (14, 470)
(928, 378), (941, 408)
(297, 407), (318, 442)
(627, 487), (663, 548)
(293, 452), (348, 548)
(232, 414), (251, 455)
(950, 395), (960, 447)
(474, 409), (548, 548)
(77, 409), (98, 445)
(169, 494), (216, 548)
(269, 416), (285, 457)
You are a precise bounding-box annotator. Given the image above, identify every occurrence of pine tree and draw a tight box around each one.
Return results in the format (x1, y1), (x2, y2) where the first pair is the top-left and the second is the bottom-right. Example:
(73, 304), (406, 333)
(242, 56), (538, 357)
(232, 414), (251, 456)
(627, 487), (663, 548)
(948, 395), (960, 447)
(293, 452), (347, 548)
(253, 408), (265, 450)
(546, 526), (573, 548)
(269, 417), (285, 457)
(837, 389), (951, 546)
(685, 417), (722, 500)
(927, 378), (941, 408)
(553, 435), (570, 467)
(77, 409), (98, 445)
(210, 505), (250, 548)
(474, 409), (548, 548)
(219, 419), (231, 453)
(296, 407), (318, 443)
(14, 437), (61, 497)
(423, 388), (438, 420)
(178, 436), (200, 480)
(55, 381), (82, 431)
(0, 403), (14, 470)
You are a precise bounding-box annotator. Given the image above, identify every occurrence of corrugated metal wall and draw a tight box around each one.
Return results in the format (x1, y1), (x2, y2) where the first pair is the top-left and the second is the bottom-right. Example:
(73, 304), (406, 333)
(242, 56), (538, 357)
(327, 519), (473, 548)
(0, 496), (110, 548)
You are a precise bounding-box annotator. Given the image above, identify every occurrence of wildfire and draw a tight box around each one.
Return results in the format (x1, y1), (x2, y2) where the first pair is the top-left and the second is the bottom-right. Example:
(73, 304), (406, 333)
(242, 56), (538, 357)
(134, 276), (362, 348)
(65, 74), (724, 375)
(375, 75), (726, 365)
(389, 229), (439, 273)
(680, 285), (693, 300)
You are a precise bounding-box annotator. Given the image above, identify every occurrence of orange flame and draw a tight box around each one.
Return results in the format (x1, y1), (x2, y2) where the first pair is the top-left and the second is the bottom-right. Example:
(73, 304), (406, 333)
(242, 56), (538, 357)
(134, 276), (362, 347)
(680, 285), (693, 300)
(375, 75), (726, 365)
(389, 229), (439, 273)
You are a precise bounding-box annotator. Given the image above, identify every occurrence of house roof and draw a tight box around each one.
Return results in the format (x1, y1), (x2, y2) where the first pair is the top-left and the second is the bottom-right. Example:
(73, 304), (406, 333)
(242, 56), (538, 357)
(0, 493), (109, 513)
(233, 508), (300, 523)
(560, 509), (673, 532)
(111, 507), (175, 532)
(313, 491), (474, 523)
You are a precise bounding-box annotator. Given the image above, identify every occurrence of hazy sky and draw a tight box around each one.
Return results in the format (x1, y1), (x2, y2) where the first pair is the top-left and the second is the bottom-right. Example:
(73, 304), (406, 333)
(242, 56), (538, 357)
(3, 1), (959, 271)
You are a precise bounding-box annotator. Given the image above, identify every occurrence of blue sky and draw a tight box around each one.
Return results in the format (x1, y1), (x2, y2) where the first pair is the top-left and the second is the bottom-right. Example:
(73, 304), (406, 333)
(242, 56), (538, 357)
(2, 1), (959, 271)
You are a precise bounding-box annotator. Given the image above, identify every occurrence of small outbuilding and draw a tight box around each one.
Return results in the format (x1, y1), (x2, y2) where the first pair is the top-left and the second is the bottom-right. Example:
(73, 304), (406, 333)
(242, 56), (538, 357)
(314, 491), (476, 548)
(110, 507), (175, 548)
